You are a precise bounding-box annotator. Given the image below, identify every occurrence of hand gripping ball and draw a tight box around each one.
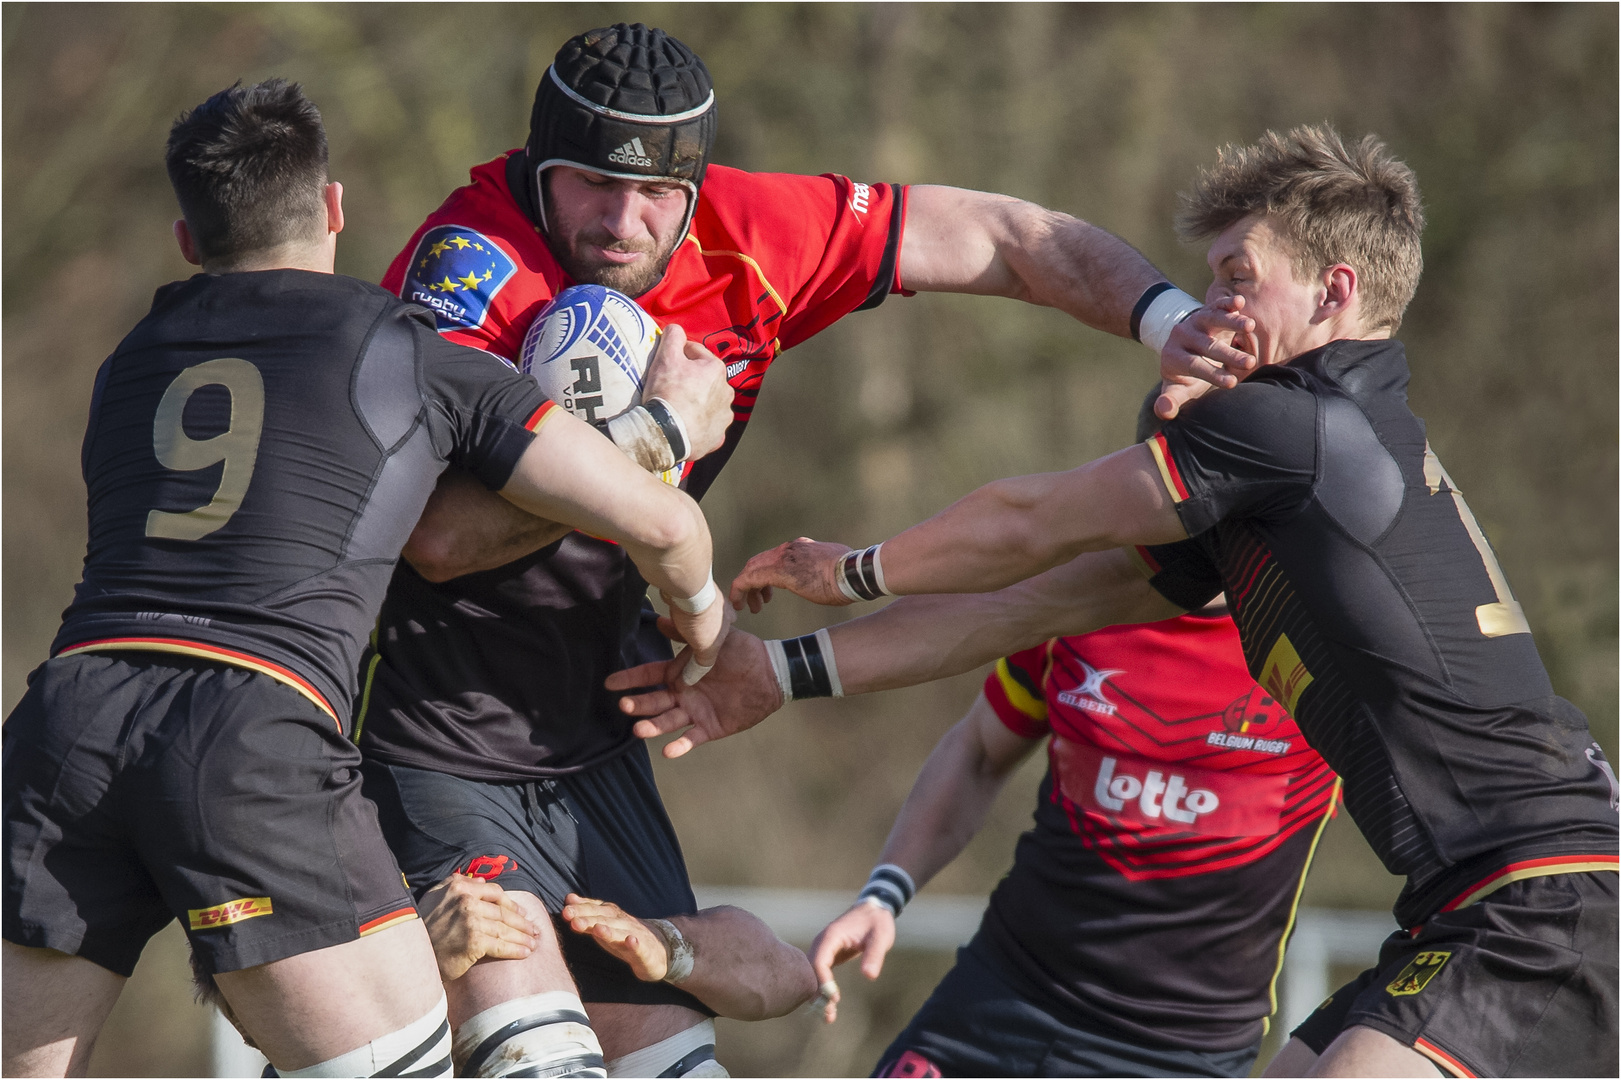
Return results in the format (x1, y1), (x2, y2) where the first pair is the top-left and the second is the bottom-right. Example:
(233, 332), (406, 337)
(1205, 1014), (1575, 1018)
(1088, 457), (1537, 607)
(520, 284), (660, 425)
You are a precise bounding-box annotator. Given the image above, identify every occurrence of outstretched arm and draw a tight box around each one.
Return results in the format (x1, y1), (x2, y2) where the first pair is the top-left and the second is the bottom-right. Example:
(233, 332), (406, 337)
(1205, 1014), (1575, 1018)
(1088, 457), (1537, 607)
(900, 185), (1254, 409)
(808, 694), (1040, 1021)
(561, 896), (816, 1021)
(731, 442), (1186, 611)
(404, 324), (733, 582)
(613, 546), (1183, 757)
(501, 409), (727, 676)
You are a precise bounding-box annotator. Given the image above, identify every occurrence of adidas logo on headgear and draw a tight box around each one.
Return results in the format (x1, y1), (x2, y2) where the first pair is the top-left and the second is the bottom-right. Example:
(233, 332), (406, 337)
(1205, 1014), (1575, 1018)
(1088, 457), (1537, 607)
(608, 137), (655, 168)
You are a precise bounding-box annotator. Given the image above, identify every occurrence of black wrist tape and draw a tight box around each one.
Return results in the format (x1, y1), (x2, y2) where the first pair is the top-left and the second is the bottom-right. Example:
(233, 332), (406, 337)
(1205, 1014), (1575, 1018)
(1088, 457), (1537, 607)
(643, 398), (687, 463)
(781, 633), (835, 699)
(840, 545), (886, 601)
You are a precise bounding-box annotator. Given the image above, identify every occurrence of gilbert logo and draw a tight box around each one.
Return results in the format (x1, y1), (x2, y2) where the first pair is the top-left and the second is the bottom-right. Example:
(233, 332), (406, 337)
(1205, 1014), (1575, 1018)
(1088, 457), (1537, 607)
(608, 137), (655, 167)
(1056, 661), (1124, 718)
(189, 896), (273, 930)
(1093, 756), (1220, 823)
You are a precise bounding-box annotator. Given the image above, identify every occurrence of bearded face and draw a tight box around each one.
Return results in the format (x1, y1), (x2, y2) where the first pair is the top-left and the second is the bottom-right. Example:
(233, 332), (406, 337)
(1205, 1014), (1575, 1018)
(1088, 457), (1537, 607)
(541, 166), (690, 297)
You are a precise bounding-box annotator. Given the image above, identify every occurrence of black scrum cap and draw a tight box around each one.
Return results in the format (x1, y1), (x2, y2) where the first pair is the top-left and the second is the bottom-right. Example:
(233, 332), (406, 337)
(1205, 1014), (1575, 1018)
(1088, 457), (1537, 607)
(525, 23), (717, 233)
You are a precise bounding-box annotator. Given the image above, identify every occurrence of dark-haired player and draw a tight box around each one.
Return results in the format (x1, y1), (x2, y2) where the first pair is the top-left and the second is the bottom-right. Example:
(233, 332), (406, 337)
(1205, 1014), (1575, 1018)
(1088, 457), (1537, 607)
(624, 124), (1619, 1077)
(1, 79), (725, 1079)
(358, 21), (1255, 1077)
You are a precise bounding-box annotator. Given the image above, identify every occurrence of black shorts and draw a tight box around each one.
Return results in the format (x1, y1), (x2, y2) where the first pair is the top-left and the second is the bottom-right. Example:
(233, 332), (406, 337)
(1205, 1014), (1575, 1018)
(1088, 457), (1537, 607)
(360, 743), (707, 1011)
(873, 946), (1261, 1078)
(3, 652), (416, 977)
(1290, 871), (1618, 1077)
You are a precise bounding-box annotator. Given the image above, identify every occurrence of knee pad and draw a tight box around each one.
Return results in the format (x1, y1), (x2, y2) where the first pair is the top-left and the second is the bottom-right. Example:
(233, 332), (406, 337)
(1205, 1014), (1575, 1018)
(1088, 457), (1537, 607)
(453, 992), (606, 1078)
(606, 1019), (726, 1078)
(272, 995), (452, 1077)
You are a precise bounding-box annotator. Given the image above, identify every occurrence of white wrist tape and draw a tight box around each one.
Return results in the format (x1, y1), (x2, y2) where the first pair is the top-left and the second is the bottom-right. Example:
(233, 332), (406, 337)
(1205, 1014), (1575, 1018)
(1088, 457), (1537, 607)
(1136, 286), (1204, 355)
(646, 918), (696, 984)
(669, 572), (717, 615)
(606, 406), (677, 473)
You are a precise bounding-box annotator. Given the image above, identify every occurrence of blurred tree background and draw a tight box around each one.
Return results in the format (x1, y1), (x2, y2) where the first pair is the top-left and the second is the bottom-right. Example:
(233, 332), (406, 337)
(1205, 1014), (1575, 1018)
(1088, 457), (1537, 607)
(3, 3), (1615, 1076)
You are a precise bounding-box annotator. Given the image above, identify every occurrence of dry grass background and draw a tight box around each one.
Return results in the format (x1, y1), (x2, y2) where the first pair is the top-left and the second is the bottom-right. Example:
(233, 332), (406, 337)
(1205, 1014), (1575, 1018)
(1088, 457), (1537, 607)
(3, 4), (1614, 1075)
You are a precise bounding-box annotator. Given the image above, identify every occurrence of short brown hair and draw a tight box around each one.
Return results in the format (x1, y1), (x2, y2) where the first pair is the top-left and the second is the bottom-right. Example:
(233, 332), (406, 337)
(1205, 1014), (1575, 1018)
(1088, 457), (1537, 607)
(165, 79), (328, 262)
(1177, 124), (1424, 333)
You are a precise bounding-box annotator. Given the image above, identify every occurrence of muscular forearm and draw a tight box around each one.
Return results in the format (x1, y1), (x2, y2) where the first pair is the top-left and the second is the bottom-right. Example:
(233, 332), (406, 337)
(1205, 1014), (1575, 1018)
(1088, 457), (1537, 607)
(500, 419), (715, 600)
(879, 444), (1183, 598)
(832, 548), (1178, 695)
(902, 186), (1164, 338)
(875, 696), (1033, 889)
(669, 906), (817, 1020)
(403, 468), (571, 581)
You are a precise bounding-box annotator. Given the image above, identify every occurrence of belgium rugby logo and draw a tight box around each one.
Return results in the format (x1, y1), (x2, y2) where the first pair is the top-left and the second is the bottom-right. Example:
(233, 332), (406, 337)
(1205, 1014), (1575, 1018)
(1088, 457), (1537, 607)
(1385, 950), (1451, 996)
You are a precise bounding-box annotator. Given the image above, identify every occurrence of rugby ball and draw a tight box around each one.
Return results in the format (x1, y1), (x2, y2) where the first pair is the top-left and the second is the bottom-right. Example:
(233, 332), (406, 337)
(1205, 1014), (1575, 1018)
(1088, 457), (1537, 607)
(520, 284), (659, 425)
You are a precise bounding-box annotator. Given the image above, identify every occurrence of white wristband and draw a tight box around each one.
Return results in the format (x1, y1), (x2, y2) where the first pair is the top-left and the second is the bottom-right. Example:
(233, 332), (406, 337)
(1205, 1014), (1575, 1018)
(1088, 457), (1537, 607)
(605, 406), (677, 473)
(669, 572), (716, 615)
(646, 918), (695, 984)
(1138, 287), (1204, 355)
(764, 638), (794, 703)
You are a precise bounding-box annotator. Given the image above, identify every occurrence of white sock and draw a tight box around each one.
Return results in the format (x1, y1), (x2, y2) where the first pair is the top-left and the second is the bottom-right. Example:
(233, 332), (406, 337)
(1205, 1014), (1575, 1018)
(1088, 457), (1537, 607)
(606, 1019), (725, 1078)
(454, 992), (606, 1078)
(276, 995), (450, 1077)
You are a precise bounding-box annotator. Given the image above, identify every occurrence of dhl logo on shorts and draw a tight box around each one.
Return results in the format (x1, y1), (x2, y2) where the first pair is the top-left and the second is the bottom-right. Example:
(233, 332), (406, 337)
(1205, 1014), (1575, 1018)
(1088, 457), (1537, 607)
(189, 896), (273, 930)
(1386, 950), (1451, 996)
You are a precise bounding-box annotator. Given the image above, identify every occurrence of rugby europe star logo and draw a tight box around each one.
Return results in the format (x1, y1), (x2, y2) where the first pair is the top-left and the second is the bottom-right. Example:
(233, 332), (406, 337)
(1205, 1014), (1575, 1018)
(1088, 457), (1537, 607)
(403, 225), (518, 332)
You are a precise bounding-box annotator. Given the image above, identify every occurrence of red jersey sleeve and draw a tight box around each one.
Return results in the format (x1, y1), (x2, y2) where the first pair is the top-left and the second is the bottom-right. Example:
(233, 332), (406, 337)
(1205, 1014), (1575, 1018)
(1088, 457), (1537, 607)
(691, 168), (907, 352)
(983, 645), (1051, 739)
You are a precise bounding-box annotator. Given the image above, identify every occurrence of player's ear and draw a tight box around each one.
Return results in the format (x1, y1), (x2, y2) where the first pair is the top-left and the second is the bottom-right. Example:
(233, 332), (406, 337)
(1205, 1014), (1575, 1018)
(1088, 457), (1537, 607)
(1320, 263), (1356, 315)
(325, 181), (345, 236)
(173, 219), (202, 266)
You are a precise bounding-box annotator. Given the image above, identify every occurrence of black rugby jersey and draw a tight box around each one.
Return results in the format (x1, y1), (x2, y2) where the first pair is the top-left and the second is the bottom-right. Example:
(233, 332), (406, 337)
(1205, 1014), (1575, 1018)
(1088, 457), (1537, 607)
(52, 270), (552, 725)
(1138, 338), (1618, 927)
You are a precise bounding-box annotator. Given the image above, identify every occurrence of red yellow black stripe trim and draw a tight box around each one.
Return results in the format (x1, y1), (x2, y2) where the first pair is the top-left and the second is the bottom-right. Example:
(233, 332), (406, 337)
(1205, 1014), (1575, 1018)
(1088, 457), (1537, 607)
(1413, 1037), (1476, 1078)
(1439, 854), (1619, 912)
(358, 906), (419, 936)
(55, 637), (338, 728)
(1128, 546), (1162, 578)
(994, 658), (1048, 724)
(1261, 778), (1342, 1035)
(525, 399), (560, 431)
(1146, 433), (1190, 503)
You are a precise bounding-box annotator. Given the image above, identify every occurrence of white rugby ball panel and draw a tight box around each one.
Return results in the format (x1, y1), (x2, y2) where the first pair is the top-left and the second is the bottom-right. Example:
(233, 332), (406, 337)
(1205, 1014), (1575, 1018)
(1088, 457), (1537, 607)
(520, 284), (659, 425)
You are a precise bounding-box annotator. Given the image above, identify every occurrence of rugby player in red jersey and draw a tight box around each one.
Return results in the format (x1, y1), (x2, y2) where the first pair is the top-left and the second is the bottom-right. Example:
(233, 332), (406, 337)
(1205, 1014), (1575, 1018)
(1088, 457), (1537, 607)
(809, 597), (1340, 1078)
(621, 125), (1619, 1077)
(355, 22), (1254, 1078)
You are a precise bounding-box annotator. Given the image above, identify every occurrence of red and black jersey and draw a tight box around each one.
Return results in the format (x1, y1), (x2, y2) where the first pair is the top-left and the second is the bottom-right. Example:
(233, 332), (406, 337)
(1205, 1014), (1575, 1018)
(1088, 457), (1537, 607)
(1139, 338), (1618, 928)
(358, 152), (905, 778)
(975, 613), (1341, 1050)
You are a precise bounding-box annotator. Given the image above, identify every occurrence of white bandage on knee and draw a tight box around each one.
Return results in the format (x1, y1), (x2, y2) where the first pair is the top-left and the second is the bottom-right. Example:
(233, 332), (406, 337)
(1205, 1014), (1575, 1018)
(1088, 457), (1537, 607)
(453, 992), (606, 1079)
(274, 995), (451, 1077)
(606, 1019), (726, 1078)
